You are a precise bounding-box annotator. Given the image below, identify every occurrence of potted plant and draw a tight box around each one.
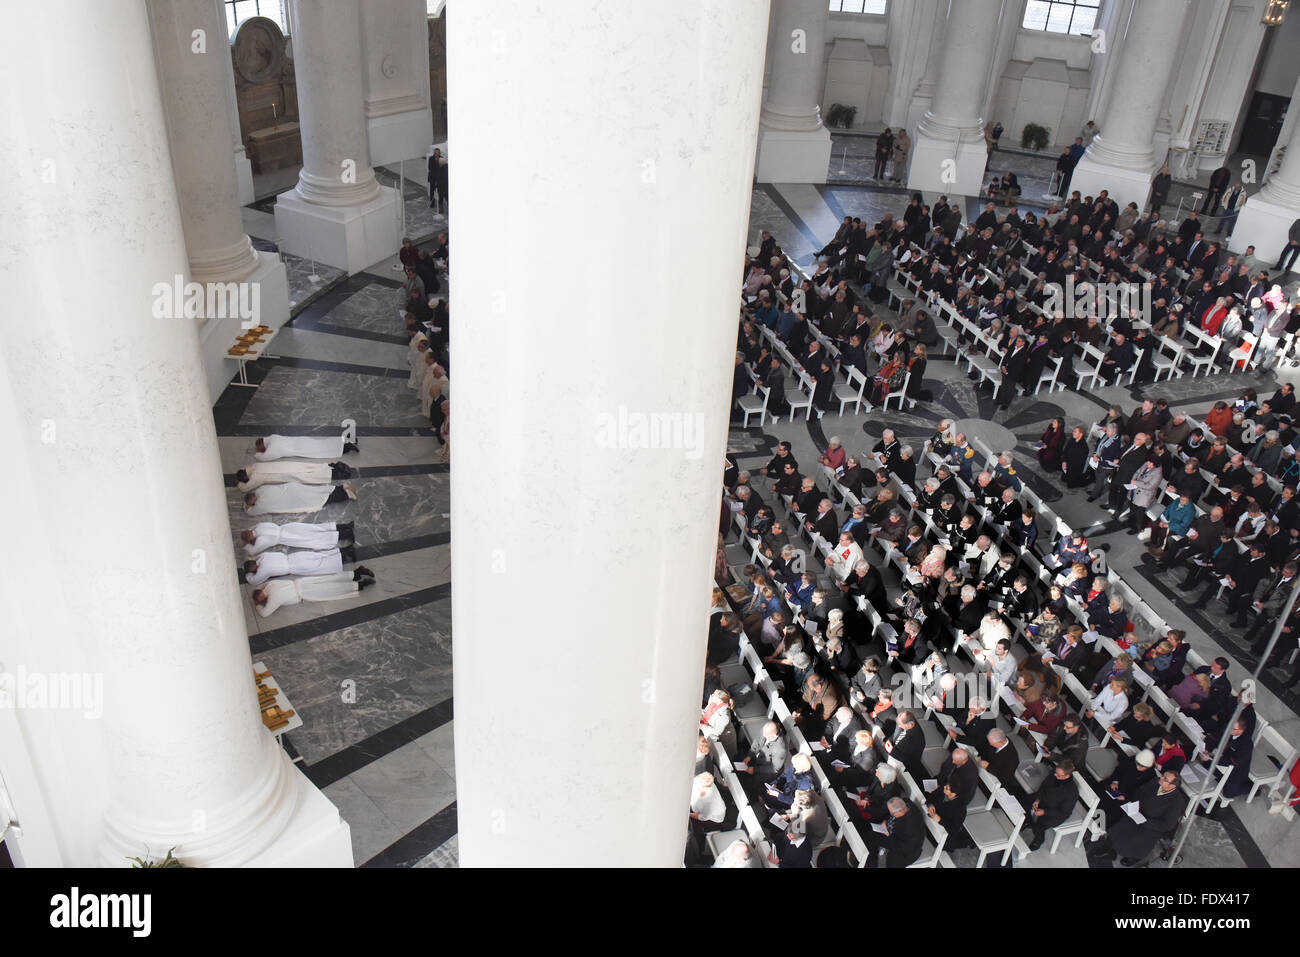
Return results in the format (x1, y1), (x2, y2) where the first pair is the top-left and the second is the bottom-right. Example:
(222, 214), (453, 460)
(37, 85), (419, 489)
(127, 847), (186, 868)
(1021, 122), (1051, 151)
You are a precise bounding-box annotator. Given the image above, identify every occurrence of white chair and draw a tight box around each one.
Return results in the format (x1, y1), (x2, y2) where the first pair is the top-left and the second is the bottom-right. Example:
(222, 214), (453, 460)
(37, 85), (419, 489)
(1228, 333), (1258, 374)
(1151, 339), (1183, 382)
(834, 366), (868, 415)
(1246, 725), (1299, 804)
(882, 371), (911, 411)
(737, 384), (770, 427)
(785, 372), (814, 421)
(962, 788), (1027, 868)
(1182, 327), (1221, 377)
(1048, 773), (1101, 853)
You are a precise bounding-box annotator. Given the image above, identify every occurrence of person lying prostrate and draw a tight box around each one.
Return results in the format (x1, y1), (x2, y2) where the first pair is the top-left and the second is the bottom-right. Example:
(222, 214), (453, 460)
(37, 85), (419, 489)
(252, 567), (376, 617)
(244, 481), (356, 515)
(243, 546), (354, 587)
(241, 520), (354, 556)
(235, 461), (353, 491)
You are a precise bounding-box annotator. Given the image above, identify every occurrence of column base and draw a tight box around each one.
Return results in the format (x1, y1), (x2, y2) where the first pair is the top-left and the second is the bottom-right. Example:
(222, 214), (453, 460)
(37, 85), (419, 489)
(1067, 156), (1153, 212)
(273, 185), (401, 275)
(368, 107), (435, 169)
(240, 769), (354, 868)
(1230, 194), (1300, 261)
(906, 133), (988, 198)
(199, 250), (290, 405)
(235, 146), (255, 207)
(755, 126), (832, 184)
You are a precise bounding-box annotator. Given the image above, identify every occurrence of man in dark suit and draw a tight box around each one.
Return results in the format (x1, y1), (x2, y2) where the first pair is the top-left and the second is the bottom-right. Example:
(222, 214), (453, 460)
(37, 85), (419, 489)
(935, 747), (978, 804)
(807, 498), (840, 543)
(882, 710), (926, 784)
(980, 729), (1019, 788)
(1107, 433), (1151, 511)
(867, 798), (926, 868)
(774, 830), (814, 868)
(1025, 761), (1079, 850)
(819, 705), (866, 766)
(947, 699), (997, 750)
(996, 335), (1030, 409)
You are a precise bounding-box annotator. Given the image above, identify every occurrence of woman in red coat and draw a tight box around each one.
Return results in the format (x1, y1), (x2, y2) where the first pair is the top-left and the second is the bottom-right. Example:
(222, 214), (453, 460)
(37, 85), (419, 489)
(1204, 401), (1234, 437)
(1036, 417), (1065, 472)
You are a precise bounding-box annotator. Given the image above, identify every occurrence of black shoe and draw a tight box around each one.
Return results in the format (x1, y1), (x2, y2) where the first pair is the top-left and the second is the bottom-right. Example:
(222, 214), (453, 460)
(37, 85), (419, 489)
(340, 545), (357, 564)
(337, 521), (355, 538)
(359, 577), (375, 591)
(1027, 834), (1044, 851)
(355, 565), (373, 579)
(343, 441), (360, 454)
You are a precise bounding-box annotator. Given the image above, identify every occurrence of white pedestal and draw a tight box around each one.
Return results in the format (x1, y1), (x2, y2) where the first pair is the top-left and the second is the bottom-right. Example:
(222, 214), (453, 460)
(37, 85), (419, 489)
(1230, 194), (1300, 261)
(273, 185), (401, 275)
(1067, 156), (1153, 213)
(906, 133), (988, 198)
(241, 769), (354, 868)
(755, 127), (832, 184)
(198, 251), (290, 405)
(368, 108), (435, 169)
(235, 147), (255, 207)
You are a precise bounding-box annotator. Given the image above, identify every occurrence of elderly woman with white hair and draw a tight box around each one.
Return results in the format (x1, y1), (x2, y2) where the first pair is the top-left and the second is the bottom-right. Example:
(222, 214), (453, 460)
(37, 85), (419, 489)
(820, 436), (847, 473)
(711, 838), (760, 868)
(853, 763), (901, 825)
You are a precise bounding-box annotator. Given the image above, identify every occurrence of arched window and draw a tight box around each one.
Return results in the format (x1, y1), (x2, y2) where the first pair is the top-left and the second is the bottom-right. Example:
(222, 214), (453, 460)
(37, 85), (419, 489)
(829, 0), (888, 14)
(1022, 0), (1101, 35)
(224, 0), (290, 39)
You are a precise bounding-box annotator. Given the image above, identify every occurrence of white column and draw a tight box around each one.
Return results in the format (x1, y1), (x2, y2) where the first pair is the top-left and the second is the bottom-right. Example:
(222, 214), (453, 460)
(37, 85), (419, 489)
(448, 0), (769, 866)
(1069, 0), (1192, 209)
(0, 0), (351, 868)
(755, 0), (831, 183)
(215, 0), (256, 206)
(274, 0), (399, 274)
(1233, 70), (1300, 258)
(907, 0), (1005, 198)
(149, 0), (291, 406)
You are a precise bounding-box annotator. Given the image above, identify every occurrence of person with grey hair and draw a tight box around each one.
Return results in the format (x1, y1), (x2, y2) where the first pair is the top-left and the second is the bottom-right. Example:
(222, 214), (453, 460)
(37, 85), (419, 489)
(851, 762), (901, 828)
(1249, 429), (1283, 473)
(862, 796), (925, 868)
(894, 444), (917, 486)
(741, 720), (789, 786)
(712, 837), (760, 868)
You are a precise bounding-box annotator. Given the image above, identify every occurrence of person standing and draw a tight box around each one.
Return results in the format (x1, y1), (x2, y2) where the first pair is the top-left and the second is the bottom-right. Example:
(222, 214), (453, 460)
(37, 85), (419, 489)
(1215, 182), (1246, 237)
(427, 148), (448, 214)
(1202, 164), (1231, 215)
(874, 127), (894, 180)
(1276, 218), (1300, 274)
(891, 128), (910, 183)
(1150, 166), (1172, 215)
(990, 121), (1003, 151)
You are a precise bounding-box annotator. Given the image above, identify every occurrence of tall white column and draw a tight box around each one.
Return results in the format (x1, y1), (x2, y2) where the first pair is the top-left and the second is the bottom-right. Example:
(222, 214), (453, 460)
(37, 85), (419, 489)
(1232, 70), (1300, 257)
(360, 0), (434, 168)
(149, 0), (291, 406)
(755, 0), (831, 183)
(907, 0), (1005, 198)
(0, 0), (351, 868)
(448, 0), (770, 866)
(214, 0), (256, 206)
(1069, 0), (1192, 209)
(274, 0), (399, 274)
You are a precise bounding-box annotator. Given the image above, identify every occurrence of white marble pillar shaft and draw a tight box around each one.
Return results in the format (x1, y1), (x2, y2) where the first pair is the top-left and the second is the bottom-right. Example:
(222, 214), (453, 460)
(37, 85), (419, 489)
(908, 0), (1004, 197)
(288, 0), (380, 206)
(1082, 0), (1192, 170)
(149, 0), (258, 281)
(214, 0), (255, 206)
(0, 0), (308, 867)
(1232, 70), (1300, 256)
(447, 0), (770, 866)
(755, 0), (831, 182)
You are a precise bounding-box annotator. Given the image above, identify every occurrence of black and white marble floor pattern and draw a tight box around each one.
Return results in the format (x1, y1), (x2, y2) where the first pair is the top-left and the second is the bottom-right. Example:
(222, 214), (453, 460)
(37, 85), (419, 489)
(214, 266), (459, 868)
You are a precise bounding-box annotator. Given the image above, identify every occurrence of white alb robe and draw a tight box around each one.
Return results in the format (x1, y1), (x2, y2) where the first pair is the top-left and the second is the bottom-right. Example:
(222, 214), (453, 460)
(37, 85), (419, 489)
(420, 367), (442, 418)
(244, 521), (340, 555)
(245, 482), (336, 515)
(408, 334), (429, 388)
(246, 547), (344, 587)
(237, 461), (334, 491)
(256, 572), (359, 617)
(254, 434), (346, 462)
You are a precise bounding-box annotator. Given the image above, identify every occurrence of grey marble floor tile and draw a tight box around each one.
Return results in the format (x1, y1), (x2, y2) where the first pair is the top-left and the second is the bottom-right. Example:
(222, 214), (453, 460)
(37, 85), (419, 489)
(412, 835), (459, 868)
(271, 326), (410, 370)
(237, 365), (429, 428)
(348, 741), (458, 836)
(412, 721), (456, 779)
(322, 774), (403, 867)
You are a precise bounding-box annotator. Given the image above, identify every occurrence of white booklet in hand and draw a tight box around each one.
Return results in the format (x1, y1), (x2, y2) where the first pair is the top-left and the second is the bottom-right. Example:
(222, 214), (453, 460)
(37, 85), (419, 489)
(1122, 803), (1146, 824)
(770, 812), (789, 830)
(1013, 717), (1031, 727)
(832, 759), (851, 770)
(733, 761), (748, 772)
(808, 741), (826, 751)
(923, 779), (939, 792)
(871, 822), (889, 835)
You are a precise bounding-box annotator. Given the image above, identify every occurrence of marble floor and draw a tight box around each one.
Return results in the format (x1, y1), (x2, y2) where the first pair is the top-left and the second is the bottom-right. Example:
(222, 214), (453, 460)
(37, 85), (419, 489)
(737, 175), (1300, 868)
